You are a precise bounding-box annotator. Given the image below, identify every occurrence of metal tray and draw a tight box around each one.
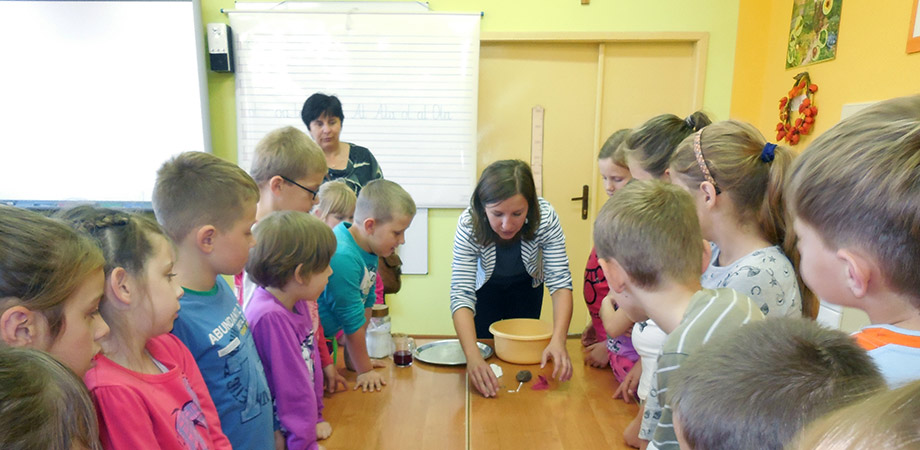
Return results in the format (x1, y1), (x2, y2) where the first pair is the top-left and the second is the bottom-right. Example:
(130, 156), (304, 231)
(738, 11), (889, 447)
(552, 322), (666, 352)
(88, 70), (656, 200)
(414, 339), (493, 366)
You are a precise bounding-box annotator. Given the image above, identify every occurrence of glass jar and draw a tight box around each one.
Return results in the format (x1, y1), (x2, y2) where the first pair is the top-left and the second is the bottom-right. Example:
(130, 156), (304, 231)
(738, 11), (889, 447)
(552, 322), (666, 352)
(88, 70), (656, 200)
(366, 304), (393, 358)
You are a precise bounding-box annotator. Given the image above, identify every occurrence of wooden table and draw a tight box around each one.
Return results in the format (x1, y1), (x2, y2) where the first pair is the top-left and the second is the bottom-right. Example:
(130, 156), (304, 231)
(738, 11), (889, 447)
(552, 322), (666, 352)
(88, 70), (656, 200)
(322, 339), (638, 450)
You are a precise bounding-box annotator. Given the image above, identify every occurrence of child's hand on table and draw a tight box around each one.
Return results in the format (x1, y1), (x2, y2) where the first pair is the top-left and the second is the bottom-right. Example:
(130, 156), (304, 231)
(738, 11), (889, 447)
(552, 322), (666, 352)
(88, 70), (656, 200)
(372, 359), (387, 369)
(323, 364), (348, 394)
(316, 421), (332, 440)
(355, 369), (386, 392)
(583, 341), (610, 368)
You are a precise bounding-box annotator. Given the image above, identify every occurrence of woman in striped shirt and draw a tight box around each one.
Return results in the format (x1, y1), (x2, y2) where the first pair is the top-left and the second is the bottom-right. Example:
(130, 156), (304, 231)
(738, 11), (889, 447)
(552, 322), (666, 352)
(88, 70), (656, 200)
(450, 160), (574, 397)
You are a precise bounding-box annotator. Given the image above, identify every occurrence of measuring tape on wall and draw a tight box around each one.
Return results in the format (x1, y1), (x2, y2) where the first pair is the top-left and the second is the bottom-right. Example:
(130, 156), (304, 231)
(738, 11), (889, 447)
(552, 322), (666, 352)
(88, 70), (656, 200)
(531, 105), (544, 196)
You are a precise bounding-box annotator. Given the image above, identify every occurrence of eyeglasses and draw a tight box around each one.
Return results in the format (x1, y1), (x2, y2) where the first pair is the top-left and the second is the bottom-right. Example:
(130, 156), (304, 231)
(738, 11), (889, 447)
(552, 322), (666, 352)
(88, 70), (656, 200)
(279, 175), (318, 200)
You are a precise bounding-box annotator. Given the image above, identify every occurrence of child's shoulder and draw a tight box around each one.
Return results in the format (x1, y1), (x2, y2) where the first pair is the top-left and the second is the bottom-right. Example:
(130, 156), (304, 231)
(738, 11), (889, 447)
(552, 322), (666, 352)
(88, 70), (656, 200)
(667, 288), (764, 351)
(853, 324), (920, 350)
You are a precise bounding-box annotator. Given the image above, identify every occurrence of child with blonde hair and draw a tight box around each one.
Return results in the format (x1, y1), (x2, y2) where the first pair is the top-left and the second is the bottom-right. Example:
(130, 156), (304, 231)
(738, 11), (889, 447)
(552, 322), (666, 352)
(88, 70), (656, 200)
(60, 206), (231, 450)
(616, 112), (711, 448)
(669, 120), (807, 318)
(787, 94), (920, 388)
(0, 347), (102, 450)
(788, 380), (920, 450)
(245, 211), (337, 450)
(0, 205), (109, 377)
(594, 180), (764, 450)
(320, 179), (416, 392)
(238, 127), (347, 395)
(314, 179), (356, 229)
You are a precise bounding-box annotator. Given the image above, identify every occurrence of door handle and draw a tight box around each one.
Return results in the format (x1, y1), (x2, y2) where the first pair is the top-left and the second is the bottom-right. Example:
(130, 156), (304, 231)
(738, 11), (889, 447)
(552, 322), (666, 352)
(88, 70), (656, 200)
(571, 185), (588, 220)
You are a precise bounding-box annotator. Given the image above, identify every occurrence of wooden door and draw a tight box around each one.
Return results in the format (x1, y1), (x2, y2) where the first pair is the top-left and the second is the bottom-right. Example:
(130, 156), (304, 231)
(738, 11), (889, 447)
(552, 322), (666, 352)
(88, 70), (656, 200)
(478, 37), (702, 334)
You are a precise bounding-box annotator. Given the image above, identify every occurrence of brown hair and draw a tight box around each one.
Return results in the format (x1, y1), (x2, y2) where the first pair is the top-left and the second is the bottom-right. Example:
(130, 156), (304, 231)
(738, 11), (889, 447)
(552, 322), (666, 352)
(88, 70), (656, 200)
(316, 179), (357, 221)
(625, 111), (711, 178)
(250, 126), (327, 186)
(670, 120), (816, 318)
(788, 379), (920, 450)
(152, 151), (260, 243)
(670, 318), (884, 450)
(598, 128), (632, 167)
(470, 159), (540, 245)
(787, 95), (920, 307)
(593, 180), (702, 288)
(56, 206), (172, 341)
(0, 205), (104, 339)
(353, 179), (416, 225)
(0, 347), (102, 450)
(246, 211), (337, 289)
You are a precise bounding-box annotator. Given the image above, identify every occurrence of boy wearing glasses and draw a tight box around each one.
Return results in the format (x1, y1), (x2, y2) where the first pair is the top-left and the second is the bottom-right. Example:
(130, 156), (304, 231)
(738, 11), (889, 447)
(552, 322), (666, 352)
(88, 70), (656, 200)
(236, 127), (348, 395)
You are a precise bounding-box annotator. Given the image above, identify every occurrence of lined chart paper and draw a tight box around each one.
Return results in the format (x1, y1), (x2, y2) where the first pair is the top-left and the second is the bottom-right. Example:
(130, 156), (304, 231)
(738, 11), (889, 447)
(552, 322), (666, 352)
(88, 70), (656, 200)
(229, 11), (480, 207)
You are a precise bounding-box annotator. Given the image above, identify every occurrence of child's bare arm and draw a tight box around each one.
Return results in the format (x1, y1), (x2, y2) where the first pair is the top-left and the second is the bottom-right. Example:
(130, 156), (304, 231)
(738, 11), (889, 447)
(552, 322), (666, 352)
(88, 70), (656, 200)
(599, 295), (634, 338)
(343, 328), (386, 392)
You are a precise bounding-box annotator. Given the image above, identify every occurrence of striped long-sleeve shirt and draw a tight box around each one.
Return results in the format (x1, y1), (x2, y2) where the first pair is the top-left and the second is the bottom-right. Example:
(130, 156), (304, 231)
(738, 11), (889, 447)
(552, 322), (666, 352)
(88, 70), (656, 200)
(644, 288), (764, 450)
(449, 197), (573, 315)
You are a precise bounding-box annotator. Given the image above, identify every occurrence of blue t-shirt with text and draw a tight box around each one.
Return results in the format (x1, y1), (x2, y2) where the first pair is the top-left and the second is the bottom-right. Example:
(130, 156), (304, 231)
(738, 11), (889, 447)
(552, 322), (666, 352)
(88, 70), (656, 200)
(171, 277), (274, 450)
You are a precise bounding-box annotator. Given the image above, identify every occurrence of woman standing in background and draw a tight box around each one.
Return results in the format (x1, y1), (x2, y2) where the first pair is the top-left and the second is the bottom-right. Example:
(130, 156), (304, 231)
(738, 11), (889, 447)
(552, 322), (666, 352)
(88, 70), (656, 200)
(301, 93), (383, 194)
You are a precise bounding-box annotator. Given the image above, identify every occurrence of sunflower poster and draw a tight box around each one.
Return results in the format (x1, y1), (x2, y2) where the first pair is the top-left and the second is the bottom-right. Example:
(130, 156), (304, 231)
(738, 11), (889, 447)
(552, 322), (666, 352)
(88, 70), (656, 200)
(786, 0), (842, 68)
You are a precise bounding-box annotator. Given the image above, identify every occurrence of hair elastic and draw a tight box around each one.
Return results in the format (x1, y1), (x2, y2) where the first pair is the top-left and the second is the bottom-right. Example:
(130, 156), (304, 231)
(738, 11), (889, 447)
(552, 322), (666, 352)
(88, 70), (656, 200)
(693, 131), (721, 194)
(684, 116), (695, 129)
(761, 143), (777, 163)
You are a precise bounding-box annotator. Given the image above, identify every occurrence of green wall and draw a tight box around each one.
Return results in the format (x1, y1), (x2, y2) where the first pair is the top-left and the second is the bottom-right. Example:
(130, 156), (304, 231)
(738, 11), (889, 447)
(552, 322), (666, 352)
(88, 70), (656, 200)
(200, 0), (741, 334)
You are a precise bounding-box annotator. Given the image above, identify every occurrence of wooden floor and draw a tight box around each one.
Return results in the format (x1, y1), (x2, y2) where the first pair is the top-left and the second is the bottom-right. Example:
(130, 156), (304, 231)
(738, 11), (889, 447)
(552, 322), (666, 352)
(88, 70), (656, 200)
(322, 339), (638, 450)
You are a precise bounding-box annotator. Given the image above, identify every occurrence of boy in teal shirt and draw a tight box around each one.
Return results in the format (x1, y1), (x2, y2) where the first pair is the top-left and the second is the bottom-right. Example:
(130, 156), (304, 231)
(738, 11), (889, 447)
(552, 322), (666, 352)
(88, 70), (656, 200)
(319, 179), (416, 392)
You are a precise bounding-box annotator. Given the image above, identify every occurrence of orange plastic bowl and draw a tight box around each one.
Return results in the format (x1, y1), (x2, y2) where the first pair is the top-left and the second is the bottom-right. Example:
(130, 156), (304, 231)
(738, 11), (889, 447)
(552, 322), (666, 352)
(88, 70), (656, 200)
(489, 318), (553, 364)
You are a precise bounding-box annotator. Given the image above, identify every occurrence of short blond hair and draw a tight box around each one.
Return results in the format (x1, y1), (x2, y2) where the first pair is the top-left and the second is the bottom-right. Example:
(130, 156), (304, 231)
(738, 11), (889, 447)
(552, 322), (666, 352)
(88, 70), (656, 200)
(787, 95), (920, 305)
(593, 179), (701, 288)
(316, 180), (356, 221)
(246, 211), (336, 289)
(0, 205), (104, 339)
(152, 152), (259, 243)
(789, 379), (920, 450)
(250, 126), (327, 186)
(354, 179), (416, 225)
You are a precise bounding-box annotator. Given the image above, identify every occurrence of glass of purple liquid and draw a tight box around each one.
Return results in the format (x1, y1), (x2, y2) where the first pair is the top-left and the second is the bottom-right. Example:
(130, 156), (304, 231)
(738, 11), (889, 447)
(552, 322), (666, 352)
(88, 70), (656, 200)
(392, 334), (416, 367)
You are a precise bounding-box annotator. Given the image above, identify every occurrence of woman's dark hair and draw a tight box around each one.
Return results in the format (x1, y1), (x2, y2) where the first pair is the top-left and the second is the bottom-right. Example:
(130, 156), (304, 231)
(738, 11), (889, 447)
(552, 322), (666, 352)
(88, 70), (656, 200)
(470, 160), (540, 245)
(625, 111), (711, 178)
(301, 93), (345, 129)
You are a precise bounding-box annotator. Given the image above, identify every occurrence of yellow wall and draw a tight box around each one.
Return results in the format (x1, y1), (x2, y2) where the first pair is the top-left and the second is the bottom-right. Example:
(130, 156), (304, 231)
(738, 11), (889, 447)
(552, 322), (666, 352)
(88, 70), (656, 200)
(200, 0), (742, 334)
(731, 0), (920, 146)
(731, 0), (920, 331)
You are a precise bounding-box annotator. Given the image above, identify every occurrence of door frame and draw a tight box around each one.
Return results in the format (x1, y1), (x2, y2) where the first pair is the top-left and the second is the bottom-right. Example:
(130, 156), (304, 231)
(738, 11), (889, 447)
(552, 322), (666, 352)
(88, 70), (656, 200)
(481, 30), (708, 243)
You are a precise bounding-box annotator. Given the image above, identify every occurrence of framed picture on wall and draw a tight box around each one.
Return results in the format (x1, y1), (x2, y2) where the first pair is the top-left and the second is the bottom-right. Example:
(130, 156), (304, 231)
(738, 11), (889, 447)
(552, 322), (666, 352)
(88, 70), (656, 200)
(908, 0), (920, 53)
(785, 0), (842, 68)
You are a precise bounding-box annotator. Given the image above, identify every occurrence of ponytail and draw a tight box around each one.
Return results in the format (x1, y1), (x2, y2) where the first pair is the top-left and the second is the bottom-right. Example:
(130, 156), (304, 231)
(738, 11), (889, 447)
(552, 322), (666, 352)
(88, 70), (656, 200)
(626, 111), (711, 178)
(669, 120), (816, 318)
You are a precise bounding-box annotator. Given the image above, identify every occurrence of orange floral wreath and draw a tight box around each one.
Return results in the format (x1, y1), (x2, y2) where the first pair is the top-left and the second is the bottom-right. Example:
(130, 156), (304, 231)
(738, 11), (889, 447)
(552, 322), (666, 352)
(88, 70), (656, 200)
(775, 72), (818, 146)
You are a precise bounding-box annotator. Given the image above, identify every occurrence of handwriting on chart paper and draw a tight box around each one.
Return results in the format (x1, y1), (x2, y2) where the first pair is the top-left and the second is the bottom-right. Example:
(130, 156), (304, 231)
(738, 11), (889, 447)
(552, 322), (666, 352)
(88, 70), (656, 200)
(354, 103), (452, 120)
(239, 104), (453, 121)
